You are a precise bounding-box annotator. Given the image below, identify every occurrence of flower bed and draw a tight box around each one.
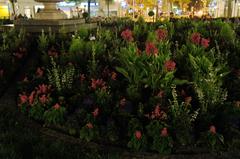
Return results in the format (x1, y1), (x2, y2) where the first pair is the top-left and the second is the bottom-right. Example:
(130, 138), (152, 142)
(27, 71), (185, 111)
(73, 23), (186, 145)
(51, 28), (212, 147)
(16, 19), (240, 154)
(0, 29), (29, 96)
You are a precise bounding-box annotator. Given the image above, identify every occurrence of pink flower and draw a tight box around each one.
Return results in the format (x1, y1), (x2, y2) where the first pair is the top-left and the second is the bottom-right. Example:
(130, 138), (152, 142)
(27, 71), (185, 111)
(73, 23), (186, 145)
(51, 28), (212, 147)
(53, 103), (60, 110)
(86, 122), (93, 129)
(19, 94), (28, 105)
(0, 69), (4, 77)
(164, 60), (176, 71)
(29, 91), (35, 106)
(92, 108), (99, 118)
(39, 94), (48, 104)
(184, 96), (192, 105)
(161, 127), (168, 137)
(91, 79), (106, 90)
(48, 47), (58, 58)
(146, 104), (167, 120)
(23, 76), (28, 82)
(157, 90), (164, 98)
(201, 38), (210, 48)
(121, 29), (133, 42)
(154, 104), (161, 118)
(135, 130), (142, 140)
(209, 125), (216, 134)
(119, 98), (126, 107)
(111, 72), (117, 80)
(191, 32), (201, 45)
(146, 42), (158, 56)
(156, 29), (168, 41)
(38, 84), (48, 94)
(14, 52), (23, 59)
(36, 67), (44, 78)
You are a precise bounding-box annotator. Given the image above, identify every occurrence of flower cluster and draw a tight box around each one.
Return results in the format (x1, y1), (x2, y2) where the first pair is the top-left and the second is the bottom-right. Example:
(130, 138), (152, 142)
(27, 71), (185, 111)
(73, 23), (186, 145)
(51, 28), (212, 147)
(145, 42), (158, 56)
(48, 47), (59, 58)
(145, 104), (167, 120)
(121, 29), (133, 42)
(135, 130), (142, 140)
(161, 127), (169, 137)
(91, 79), (107, 90)
(36, 67), (44, 78)
(92, 107), (99, 118)
(209, 125), (216, 134)
(13, 47), (27, 59)
(156, 29), (168, 41)
(164, 60), (176, 71)
(191, 32), (210, 48)
(18, 84), (51, 107)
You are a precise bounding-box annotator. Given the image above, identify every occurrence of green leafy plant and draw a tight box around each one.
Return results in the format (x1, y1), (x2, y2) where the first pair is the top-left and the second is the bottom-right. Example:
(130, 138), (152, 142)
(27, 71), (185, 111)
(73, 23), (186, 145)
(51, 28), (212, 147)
(189, 50), (229, 113)
(127, 130), (147, 151)
(80, 122), (99, 142)
(29, 103), (45, 121)
(38, 31), (49, 53)
(199, 125), (225, 152)
(146, 120), (173, 154)
(169, 85), (199, 146)
(43, 104), (66, 125)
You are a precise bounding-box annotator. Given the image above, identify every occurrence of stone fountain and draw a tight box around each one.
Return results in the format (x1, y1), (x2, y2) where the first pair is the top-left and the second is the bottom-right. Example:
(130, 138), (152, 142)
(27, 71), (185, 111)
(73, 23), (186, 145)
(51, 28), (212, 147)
(14, 0), (96, 32)
(34, 0), (67, 20)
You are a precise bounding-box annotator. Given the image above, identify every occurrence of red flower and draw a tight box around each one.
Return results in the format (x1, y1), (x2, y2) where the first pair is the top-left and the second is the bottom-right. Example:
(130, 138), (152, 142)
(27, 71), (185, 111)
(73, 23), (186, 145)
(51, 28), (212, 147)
(161, 127), (168, 137)
(19, 94), (28, 105)
(201, 38), (210, 48)
(92, 108), (99, 118)
(184, 96), (192, 105)
(53, 103), (60, 110)
(111, 72), (117, 80)
(191, 32), (201, 45)
(36, 67), (44, 78)
(121, 29), (133, 42)
(156, 29), (168, 41)
(0, 69), (4, 77)
(39, 94), (48, 104)
(135, 130), (142, 140)
(209, 125), (216, 134)
(164, 60), (176, 71)
(29, 91), (35, 106)
(145, 42), (158, 56)
(86, 122), (93, 129)
(91, 79), (106, 90)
